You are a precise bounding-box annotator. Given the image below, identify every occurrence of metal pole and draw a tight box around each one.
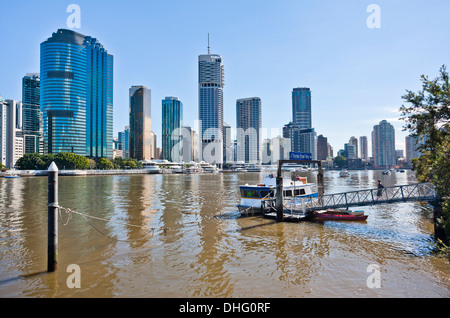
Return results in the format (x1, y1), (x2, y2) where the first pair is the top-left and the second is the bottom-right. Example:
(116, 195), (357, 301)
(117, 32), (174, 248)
(47, 162), (59, 272)
(276, 160), (284, 222)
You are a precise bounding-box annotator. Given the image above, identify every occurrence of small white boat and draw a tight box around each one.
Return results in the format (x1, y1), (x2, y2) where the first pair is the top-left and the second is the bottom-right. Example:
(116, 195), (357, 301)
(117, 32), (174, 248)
(339, 170), (350, 177)
(382, 170), (390, 175)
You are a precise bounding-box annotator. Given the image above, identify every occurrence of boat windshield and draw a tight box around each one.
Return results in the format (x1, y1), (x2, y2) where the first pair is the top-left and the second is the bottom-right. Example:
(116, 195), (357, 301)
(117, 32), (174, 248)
(240, 188), (274, 198)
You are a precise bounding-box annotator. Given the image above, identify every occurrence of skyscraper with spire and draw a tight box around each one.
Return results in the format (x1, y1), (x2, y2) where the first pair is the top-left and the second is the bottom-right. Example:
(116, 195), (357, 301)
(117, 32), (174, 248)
(198, 35), (224, 163)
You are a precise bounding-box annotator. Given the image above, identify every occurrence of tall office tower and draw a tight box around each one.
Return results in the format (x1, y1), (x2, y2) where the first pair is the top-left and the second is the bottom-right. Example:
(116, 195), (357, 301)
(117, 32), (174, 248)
(405, 135), (424, 165)
(22, 73), (41, 154)
(236, 97), (262, 163)
(292, 87), (312, 129)
(40, 29), (113, 158)
(198, 47), (224, 162)
(349, 136), (358, 158)
(372, 120), (396, 168)
(0, 98), (24, 169)
(118, 126), (130, 159)
(317, 135), (328, 160)
(359, 136), (368, 160)
(129, 86), (152, 161)
(162, 97), (183, 162)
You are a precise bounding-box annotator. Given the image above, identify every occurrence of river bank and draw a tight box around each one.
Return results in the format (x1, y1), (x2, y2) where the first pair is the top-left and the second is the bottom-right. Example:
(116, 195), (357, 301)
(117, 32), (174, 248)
(0, 169), (159, 177)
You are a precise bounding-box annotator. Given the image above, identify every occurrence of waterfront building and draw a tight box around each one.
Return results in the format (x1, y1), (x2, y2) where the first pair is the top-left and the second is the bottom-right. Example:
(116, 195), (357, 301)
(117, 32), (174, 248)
(162, 97), (183, 162)
(317, 134), (328, 160)
(223, 122), (233, 164)
(359, 136), (368, 160)
(182, 126), (195, 162)
(118, 126), (130, 159)
(198, 48), (224, 162)
(0, 98), (24, 169)
(129, 85), (152, 161)
(349, 136), (358, 159)
(372, 120), (396, 168)
(40, 29), (113, 158)
(283, 122), (317, 160)
(236, 97), (262, 163)
(292, 87), (312, 129)
(405, 134), (424, 166)
(22, 73), (41, 154)
(344, 142), (357, 159)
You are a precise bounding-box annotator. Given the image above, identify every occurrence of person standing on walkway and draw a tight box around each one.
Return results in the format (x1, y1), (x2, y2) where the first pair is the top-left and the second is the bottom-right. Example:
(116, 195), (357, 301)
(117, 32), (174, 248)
(376, 179), (384, 201)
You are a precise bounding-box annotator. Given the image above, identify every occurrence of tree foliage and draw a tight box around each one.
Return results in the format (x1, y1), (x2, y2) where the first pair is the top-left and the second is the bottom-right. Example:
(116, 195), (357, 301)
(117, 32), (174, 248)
(333, 155), (347, 169)
(400, 65), (450, 244)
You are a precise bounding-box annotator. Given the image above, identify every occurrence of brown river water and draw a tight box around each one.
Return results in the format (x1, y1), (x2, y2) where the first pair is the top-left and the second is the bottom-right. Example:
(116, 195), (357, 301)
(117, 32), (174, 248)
(0, 169), (449, 297)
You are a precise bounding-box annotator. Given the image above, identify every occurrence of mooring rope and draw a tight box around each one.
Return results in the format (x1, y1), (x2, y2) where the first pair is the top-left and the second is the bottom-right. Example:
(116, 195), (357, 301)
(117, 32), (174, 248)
(48, 203), (166, 242)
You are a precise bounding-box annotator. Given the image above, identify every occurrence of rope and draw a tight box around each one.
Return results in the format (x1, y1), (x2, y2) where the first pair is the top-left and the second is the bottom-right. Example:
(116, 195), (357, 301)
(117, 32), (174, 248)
(49, 203), (166, 242)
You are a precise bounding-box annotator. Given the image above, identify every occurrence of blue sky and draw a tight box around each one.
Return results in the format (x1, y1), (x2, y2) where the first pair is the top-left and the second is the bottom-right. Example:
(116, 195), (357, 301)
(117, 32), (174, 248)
(1, 0), (449, 156)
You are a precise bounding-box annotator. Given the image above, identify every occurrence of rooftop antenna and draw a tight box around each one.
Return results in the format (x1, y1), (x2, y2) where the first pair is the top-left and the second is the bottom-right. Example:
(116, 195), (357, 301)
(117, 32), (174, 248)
(207, 33), (211, 54)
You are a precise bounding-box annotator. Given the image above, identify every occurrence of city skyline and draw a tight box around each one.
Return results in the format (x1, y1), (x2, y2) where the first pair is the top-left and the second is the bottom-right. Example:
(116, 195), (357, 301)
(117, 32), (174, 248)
(1, 1), (450, 156)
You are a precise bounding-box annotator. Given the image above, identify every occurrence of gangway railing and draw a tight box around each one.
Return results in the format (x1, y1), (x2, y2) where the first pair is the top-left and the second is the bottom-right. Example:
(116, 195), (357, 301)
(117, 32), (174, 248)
(261, 183), (436, 214)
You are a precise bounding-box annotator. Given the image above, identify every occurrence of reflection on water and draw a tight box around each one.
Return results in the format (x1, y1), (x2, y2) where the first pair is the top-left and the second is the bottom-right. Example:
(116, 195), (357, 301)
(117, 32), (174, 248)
(0, 170), (449, 297)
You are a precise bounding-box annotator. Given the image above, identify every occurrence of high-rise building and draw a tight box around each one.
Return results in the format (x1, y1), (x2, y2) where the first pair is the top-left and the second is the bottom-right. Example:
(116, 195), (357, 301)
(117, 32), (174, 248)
(162, 97), (183, 162)
(223, 122), (233, 164)
(198, 48), (224, 162)
(292, 87), (312, 129)
(282, 87), (316, 160)
(405, 135), (424, 165)
(118, 126), (130, 159)
(359, 136), (368, 160)
(283, 122), (317, 160)
(349, 136), (358, 159)
(317, 135), (328, 160)
(0, 98), (24, 169)
(40, 29), (113, 158)
(129, 86), (152, 161)
(372, 120), (396, 168)
(236, 97), (262, 163)
(22, 73), (41, 154)
(344, 142), (357, 159)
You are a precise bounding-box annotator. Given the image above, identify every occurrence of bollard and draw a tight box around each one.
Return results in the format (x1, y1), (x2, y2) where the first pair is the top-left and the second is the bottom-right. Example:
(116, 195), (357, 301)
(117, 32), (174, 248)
(47, 161), (59, 272)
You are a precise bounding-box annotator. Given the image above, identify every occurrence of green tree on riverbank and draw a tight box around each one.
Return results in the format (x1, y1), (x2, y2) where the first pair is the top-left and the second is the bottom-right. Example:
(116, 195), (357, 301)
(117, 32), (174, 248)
(15, 152), (89, 170)
(15, 153), (143, 171)
(400, 65), (450, 247)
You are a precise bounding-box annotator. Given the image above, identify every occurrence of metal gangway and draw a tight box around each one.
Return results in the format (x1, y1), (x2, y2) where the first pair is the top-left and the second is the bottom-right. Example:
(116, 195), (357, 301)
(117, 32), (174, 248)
(283, 182), (437, 213)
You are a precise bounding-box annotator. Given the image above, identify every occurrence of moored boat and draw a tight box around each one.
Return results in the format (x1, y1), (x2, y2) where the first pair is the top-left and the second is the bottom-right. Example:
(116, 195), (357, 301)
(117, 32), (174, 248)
(237, 174), (318, 214)
(314, 209), (367, 221)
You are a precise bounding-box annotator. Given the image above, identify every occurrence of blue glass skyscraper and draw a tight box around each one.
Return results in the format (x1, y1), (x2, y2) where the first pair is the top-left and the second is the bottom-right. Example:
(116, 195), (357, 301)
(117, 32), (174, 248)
(40, 29), (113, 158)
(292, 87), (312, 129)
(162, 97), (183, 162)
(198, 50), (224, 158)
(22, 73), (41, 154)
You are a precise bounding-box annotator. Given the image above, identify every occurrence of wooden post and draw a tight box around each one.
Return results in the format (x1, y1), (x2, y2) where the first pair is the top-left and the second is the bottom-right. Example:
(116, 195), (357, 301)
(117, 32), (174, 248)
(47, 162), (59, 272)
(276, 160), (284, 222)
